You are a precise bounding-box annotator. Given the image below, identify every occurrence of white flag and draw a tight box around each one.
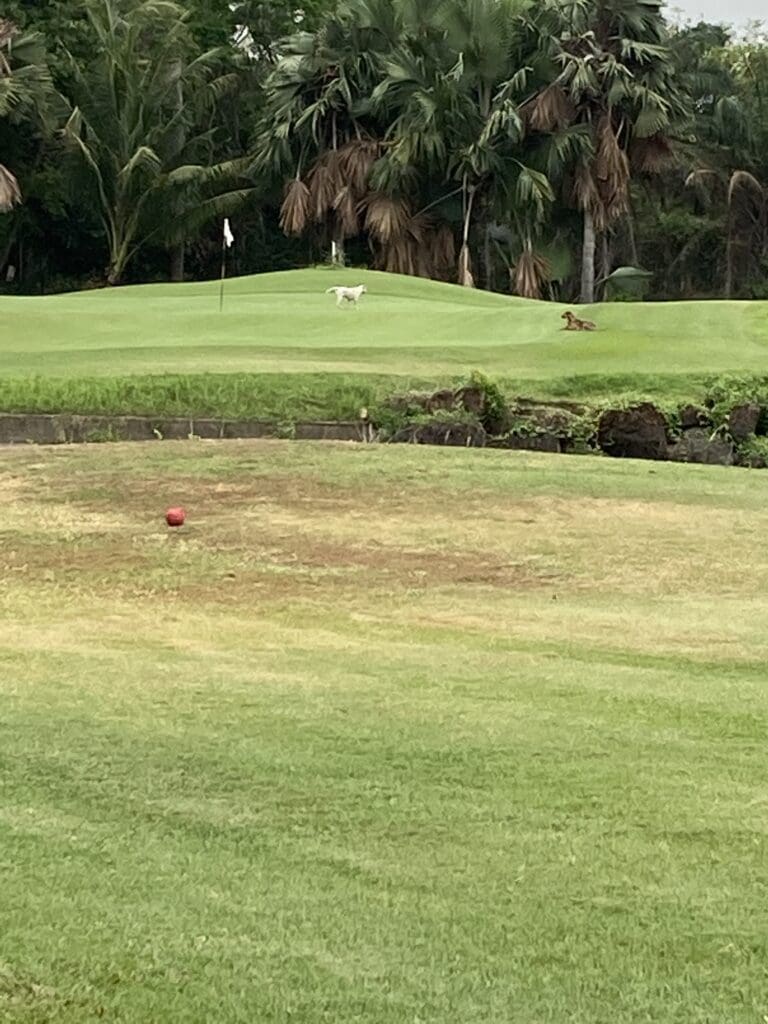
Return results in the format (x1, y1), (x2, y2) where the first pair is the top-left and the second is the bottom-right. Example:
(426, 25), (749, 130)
(223, 218), (235, 248)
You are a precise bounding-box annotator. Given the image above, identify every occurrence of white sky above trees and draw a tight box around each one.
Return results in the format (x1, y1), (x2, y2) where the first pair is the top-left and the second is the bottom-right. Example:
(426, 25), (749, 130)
(665, 0), (766, 31)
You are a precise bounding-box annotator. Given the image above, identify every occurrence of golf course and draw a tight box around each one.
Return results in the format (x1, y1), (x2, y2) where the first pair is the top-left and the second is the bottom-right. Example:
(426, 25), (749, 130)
(2, 272), (768, 1022)
(2, 438), (767, 1022)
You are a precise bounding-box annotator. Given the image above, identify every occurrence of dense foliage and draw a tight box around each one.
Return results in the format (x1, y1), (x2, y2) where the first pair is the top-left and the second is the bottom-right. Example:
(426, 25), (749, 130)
(0, 0), (767, 300)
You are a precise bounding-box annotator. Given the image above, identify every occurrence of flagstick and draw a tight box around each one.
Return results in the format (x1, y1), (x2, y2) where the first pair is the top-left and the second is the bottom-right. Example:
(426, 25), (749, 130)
(219, 233), (227, 312)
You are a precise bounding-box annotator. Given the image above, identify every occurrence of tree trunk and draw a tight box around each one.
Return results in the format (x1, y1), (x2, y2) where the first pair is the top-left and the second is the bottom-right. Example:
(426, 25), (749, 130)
(0, 222), (19, 277)
(331, 237), (345, 266)
(483, 223), (493, 292)
(725, 205), (734, 299)
(625, 210), (639, 266)
(458, 182), (476, 287)
(598, 231), (610, 301)
(580, 208), (596, 304)
(169, 243), (185, 282)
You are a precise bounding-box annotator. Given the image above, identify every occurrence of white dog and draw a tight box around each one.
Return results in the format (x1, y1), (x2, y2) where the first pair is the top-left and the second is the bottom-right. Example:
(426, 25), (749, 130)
(326, 284), (367, 308)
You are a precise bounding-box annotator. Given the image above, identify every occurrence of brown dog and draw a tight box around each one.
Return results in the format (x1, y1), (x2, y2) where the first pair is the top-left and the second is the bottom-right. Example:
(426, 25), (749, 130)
(561, 310), (597, 331)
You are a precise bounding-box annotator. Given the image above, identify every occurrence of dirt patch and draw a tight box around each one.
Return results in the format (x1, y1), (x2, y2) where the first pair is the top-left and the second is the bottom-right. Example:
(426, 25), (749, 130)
(0, 535), (154, 575)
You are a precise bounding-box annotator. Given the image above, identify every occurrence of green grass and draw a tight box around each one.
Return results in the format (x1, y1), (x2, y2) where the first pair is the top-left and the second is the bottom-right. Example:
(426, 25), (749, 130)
(0, 268), (767, 409)
(2, 439), (768, 1022)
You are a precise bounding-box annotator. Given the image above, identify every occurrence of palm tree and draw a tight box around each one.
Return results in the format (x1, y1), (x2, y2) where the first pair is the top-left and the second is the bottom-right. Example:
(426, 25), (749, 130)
(371, 0), (553, 288)
(686, 169), (765, 298)
(525, 0), (685, 303)
(62, 0), (252, 285)
(0, 19), (58, 212)
(664, 26), (767, 298)
(255, 0), (403, 268)
(258, 0), (553, 286)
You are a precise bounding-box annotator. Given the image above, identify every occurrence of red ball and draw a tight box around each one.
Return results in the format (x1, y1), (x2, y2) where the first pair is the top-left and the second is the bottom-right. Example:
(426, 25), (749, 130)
(165, 507), (186, 527)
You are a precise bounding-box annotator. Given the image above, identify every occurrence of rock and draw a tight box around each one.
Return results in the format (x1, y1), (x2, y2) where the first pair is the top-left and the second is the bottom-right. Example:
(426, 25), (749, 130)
(509, 404), (579, 436)
(679, 404), (711, 430)
(426, 389), (457, 413)
(737, 450), (767, 469)
(454, 385), (486, 416)
(728, 403), (762, 441)
(597, 403), (670, 461)
(384, 392), (434, 414)
(387, 386), (488, 416)
(390, 421), (486, 447)
(488, 432), (562, 453)
(668, 428), (734, 466)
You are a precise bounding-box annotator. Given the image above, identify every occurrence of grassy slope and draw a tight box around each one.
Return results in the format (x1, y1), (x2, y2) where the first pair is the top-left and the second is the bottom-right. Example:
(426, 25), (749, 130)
(1, 268), (767, 391)
(2, 440), (768, 1023)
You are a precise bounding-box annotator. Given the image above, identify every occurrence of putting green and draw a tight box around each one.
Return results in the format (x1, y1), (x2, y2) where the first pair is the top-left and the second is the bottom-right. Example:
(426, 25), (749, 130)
(1, 267), (767, 381)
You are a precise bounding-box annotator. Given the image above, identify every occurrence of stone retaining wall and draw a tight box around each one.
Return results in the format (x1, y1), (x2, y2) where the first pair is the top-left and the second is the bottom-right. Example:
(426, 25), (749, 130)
(0, 414), (367, 446)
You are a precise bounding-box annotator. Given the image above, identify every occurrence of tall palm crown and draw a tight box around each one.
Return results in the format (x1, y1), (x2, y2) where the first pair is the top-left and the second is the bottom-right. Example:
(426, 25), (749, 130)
(526, 0), (685, 301)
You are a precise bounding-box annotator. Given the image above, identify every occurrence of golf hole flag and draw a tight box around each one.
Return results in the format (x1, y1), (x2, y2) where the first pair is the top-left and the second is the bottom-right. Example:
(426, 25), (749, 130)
(220, 219), (235, 310)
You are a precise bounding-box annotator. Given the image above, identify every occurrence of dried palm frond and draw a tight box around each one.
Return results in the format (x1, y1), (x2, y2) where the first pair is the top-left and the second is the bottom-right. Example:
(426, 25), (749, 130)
(728, 169), (764, 206)
(332, 183), (359, 238)
(684, 167), (722, 208)
(374, 234), (414, 276)
(306, 151), (342, 222)
(279, 177), (310, 236)
(458, 243), (474, 287)
(405, 214), (432, 278)
(685, 168), (719, 188)
(630, 133), (675, 174)
(512, 246), (550, 299)
(572, 161), (601, 221)
(363, 193), (411, 244)
(594, 117), (629, 224)
(338, 139), (380, 195)
(524, 84), (574, 132)
(0, 164), (21, 212)
(431, 224), (456, 280)
(595, 117), (629, 184)
(0, 19), (17, 74)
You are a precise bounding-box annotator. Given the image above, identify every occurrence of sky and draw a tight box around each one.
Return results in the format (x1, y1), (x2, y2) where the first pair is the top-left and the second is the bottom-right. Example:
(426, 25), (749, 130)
(665, 0), (765, 29)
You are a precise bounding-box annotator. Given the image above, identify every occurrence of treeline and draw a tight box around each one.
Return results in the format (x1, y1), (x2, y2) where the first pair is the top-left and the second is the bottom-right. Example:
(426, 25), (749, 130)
(0, 0), (766, 301)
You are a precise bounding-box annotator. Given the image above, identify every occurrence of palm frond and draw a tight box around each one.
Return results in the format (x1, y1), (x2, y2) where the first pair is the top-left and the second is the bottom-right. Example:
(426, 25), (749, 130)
(630, 133), (674, 173)
(333, 183), (359, 237)
(0, 163), (21, 211)
(306, 151), (342, 221)
(728, 170), (764, 206)
(513, 245), (550, 299)
(572, 160), (601, 216)
(338, 138), (380, 194)
(280, 177), (310, 235)
(514, 163), (555, 220)
(525, 84), (574, 132)
(363, 192), (410, 243)
(162, 188), (256, 245)
(594, 115), (630, 221)
(117, 146), (162, 185)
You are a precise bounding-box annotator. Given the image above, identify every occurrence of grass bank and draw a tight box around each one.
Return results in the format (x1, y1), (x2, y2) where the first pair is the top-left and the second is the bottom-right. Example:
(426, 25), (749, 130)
(0, 370), (731, 423)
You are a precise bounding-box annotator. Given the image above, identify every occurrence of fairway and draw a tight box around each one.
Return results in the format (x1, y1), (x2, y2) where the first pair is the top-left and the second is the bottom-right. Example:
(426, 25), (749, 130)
(1, 268), (768, 382)
(1, 439), (767, 1023)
